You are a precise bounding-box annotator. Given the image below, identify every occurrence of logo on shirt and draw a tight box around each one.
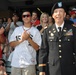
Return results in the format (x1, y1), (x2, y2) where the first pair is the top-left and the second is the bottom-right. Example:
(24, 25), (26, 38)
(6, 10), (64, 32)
(16, 35), (21, 41)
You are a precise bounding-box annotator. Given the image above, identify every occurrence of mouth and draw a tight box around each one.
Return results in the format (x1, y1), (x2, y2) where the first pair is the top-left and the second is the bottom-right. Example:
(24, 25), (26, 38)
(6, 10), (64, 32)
(56, 16), (61, 19)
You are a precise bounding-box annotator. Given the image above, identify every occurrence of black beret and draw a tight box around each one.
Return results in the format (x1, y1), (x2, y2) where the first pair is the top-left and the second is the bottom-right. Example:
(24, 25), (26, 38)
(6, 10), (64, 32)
(51, 2), (66, 15)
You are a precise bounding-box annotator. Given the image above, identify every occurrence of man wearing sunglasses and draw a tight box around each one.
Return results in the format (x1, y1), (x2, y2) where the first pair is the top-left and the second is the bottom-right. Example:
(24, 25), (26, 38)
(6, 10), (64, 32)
(0, 59), (7, 75)
(9, 10), (41, 75)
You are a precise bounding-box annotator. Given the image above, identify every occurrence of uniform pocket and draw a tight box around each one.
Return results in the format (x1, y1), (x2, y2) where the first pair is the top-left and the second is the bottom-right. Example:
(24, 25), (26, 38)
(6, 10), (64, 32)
(49, 59), (55, 66)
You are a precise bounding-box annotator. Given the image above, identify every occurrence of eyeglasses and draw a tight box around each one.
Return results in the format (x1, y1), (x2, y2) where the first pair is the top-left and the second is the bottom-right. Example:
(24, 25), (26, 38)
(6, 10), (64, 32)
(22, 15), (31, 18)
(0, 63), (4, 66)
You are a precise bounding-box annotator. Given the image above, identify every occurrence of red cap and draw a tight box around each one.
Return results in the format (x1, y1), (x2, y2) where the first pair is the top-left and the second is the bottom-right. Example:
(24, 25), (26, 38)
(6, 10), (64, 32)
(70, 11), (76, 15)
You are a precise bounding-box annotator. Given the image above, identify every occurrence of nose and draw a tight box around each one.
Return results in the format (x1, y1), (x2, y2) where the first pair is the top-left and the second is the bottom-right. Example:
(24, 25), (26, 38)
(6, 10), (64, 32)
(57, 11), (60, 14)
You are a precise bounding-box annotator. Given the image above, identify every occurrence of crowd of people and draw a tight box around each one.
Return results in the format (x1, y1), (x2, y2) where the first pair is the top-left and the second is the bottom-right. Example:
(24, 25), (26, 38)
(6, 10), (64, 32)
(0, 1), (76, 75)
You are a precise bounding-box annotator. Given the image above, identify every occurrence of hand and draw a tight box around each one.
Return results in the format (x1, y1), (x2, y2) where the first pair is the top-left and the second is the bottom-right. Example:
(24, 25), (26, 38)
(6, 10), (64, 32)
(0, 27), (5, 34)
(7, 19), (11, 25)
(21, 31), (30, 41)
(39, 72), (46, 75)
(4, 72), (7, 75)
(44, 26), (47, 29)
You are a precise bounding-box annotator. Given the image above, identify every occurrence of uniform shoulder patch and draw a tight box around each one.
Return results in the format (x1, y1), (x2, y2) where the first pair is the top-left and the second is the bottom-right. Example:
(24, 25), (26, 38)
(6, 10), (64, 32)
(73, 24), (76, 27)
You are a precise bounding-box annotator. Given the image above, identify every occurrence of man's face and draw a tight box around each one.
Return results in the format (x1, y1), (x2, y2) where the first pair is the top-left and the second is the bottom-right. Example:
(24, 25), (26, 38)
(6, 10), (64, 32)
(66, 15), (70, 20)
(32, 12), (38, 20)
(52, 8), (66, 24)
(72, 14), (76, 18)
(22, 12), (31, 24)
(12, 15), (19, 21)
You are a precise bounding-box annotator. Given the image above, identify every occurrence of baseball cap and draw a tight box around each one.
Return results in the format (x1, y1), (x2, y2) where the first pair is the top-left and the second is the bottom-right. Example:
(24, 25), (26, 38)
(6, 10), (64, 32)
(70, 11), (76, 15)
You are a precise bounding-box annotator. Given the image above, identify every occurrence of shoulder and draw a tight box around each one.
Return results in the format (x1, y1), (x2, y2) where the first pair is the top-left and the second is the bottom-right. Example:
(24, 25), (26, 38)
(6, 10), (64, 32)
(64, 22), (74, 28)
(17, 21), (23, 25)
(17, 21), (23, 23)
(65, 22), (76, 32)
(14, 26), (23, 31)
(18, 25), (23, 28)
(36, 24), (42, 31)
(11, 22), (14, 25)
(45, 24), (54, 31)
(72, 24), (76, 27)
(31, 26), (40, 34)
(36, 20), (40, 23)
(31, 26), (39, 31)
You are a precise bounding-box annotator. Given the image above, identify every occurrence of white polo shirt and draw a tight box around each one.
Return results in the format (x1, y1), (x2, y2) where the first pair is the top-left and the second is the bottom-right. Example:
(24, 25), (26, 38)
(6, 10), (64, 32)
(9, 26), (41, 68)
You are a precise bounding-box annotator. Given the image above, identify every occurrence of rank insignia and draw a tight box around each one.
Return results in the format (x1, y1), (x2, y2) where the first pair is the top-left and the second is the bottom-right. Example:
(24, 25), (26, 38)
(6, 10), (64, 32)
(49, 31), (51, 33)
(50, 33), (54, 36)
(65, 29), (73, 36)
(63, 29), (67, 32)
(53, 28), (55, 30)
(53, 30), (56, 33)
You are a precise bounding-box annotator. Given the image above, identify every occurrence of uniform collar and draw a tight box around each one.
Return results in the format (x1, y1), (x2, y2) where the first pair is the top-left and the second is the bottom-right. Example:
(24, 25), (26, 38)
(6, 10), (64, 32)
(55, 21), (64, 32)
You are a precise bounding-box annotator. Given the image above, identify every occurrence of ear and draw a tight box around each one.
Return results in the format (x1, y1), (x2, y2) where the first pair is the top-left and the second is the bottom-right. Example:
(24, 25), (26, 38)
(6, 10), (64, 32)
(52, 14), (54, 19)
(64, 12), (66, 18)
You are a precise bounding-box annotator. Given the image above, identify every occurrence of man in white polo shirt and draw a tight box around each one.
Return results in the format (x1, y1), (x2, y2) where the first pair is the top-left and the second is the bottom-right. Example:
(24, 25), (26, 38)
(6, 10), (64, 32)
(9, 10), (41, 75)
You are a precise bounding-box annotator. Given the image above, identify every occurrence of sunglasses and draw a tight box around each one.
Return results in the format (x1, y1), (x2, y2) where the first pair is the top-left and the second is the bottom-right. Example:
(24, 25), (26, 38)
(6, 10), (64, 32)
(22, 15), (31, 18)
(0, 63), (4, 66)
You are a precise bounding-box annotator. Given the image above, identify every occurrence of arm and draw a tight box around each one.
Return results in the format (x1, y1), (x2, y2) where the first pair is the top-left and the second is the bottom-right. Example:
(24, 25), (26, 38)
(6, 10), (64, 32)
(0, 27), (5, 34)
(40, 28), (44, 34)
(5, 20), (12, 32)
(39, 29), (48, 74)
(9, 40), (23, 48)
(73, 26), (76, 57)
(5, 24), (11, 32)
(28, 37), (39, 51)
(10, 37), (39, 50)
(40, 26), (48, 34)
(4, 72), (7, 75)
(9, 30), (28, 48)
(10, 30), (40, 51)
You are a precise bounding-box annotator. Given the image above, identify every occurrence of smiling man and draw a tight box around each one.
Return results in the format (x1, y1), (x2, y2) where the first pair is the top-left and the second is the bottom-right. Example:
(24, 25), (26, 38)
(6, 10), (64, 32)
(39, 2), (76, 75)
(9, 10), (41, 75)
